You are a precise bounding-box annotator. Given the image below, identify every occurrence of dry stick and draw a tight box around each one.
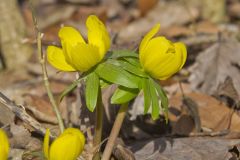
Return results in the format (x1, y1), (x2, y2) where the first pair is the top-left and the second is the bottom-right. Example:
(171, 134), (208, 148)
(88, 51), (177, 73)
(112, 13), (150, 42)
(0, 92), (46, 136)
(93, 89), (104, 160)
(102, 103), (128, 160)
(30, 3), (65, 133)
(37, 31), (64, 133)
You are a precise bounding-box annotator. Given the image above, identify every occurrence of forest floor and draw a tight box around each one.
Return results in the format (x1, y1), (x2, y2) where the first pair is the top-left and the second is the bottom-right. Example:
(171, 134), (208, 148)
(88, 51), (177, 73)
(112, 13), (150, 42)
(1, 0), (240, 159)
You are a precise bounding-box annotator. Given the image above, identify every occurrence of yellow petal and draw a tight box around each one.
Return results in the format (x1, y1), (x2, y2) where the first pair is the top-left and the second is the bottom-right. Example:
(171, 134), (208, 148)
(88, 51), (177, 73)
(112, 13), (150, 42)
(140, 36), (172, 72)
(58, 26), (86, 63)
(140, 37), (187, 80)
(49, 135), (80, 160)
(175, 42), (187, 69)
(0, 129), (9, 160)
(47, 46), (76, 71)
(61, 128), (85, 152)
(86, 15), (111, 59)
(49, 128), (85, 160)
(139, 23), (160, 55)
(58, 26), (85, 46)
(154, 42), (187, 80)
(43, 129), (50, 159)
(69, 43), (101, 72)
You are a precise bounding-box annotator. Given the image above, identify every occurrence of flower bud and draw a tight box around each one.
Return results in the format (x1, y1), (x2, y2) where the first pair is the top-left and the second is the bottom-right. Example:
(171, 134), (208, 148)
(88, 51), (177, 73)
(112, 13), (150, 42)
(44, 128), (85, 160)
(139, 24), (187, 80)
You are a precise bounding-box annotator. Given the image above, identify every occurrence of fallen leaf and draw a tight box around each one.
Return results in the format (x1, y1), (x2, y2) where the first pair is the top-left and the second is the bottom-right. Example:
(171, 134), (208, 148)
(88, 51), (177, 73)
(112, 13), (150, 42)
(189, 38), (240, 99)
(169, 92), (240, 133)
(37, 4), (77, 30)
(196, 21), (220, 34)
(24, 94), (56, 117)
(215, 76), (240, 106)
(0, 103), (14, 126)
(160, 25), (193, 38)
(118, 1), (199, 43)
(10, 124), (32, 149)
(137, 0), (158, 16)
(129, 137), (239, 160)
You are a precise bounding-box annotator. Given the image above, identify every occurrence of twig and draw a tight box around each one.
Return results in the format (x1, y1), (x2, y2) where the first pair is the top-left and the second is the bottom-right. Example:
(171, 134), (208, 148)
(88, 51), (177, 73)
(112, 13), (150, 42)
(89, 138), (109, 160)
(29, 1), (65, 133)
(0, 92), (46, 136)
(188, 129), (229, 137)
(102, 103), (128, 160)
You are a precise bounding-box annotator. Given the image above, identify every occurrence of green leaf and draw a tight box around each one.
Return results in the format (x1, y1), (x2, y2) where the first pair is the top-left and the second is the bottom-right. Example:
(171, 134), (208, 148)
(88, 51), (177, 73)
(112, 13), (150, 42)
(152, 79), (169, 121)
(108, 50), (138, 59)
(149, 79), (160, 120)
(107, 59), (147, 78)
(111, 86), (139, 104)
(123, 57), (141, 67)
(85, 72), (99, 112)
(59, 78), (83, 102)
(96, 62), (140, 88)
(141, 78), (151, 114)
(99, 79), (111, 88)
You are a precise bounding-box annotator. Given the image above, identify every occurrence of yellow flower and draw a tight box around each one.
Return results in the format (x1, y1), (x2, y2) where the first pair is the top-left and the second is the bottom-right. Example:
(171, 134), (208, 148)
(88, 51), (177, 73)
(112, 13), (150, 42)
(44, 128), (85, 160)
(0, 129), (9, 160)
(139, 24), (187, 80)
(47, 15), (111, 72)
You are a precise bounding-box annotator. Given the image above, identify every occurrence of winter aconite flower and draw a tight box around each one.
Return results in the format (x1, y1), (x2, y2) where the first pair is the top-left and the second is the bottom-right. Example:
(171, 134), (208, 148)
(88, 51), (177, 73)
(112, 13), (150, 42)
(43, 128), (85, 160)
(139, 24), (187, 80)
(0, 129), (9, 160)
(47, 15), (111, 72)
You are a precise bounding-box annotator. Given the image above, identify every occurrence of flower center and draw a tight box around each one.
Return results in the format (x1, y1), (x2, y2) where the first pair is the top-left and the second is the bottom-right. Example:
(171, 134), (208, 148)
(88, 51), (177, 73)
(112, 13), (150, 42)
(166, 44), (175, 54)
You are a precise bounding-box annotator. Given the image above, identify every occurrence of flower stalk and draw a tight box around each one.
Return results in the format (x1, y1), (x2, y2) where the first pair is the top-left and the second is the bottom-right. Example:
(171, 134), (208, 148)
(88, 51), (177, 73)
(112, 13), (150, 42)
(101, 103), (128, 160)
(43, 128), (85, 160)
(37, 32), (65, 133)
(93, 89), (104, 160)
(31, 5), (65, 133)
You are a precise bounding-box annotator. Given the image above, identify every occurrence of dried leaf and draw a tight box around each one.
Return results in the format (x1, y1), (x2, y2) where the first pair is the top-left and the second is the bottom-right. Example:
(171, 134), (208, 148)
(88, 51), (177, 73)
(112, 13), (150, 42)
(169, 92), (240, 133)
(118, 1), (199, 43)
(216, 76), (240, 103)
(189, 38), (240, 100)
(129, 137), (239, 160)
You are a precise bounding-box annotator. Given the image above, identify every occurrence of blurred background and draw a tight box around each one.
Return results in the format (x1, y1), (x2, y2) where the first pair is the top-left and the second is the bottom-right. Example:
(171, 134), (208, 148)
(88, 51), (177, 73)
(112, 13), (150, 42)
(1, 0), (240, 159)
(0, 0), (231, 71)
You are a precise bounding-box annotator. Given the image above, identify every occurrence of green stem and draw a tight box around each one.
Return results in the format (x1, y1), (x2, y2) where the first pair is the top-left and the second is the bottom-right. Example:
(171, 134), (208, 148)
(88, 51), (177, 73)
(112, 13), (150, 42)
(37, 32), (65, 133)
(30, 1), (65, 133)
(101, 103), (128, 160)
(93, 89), (103, 160)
